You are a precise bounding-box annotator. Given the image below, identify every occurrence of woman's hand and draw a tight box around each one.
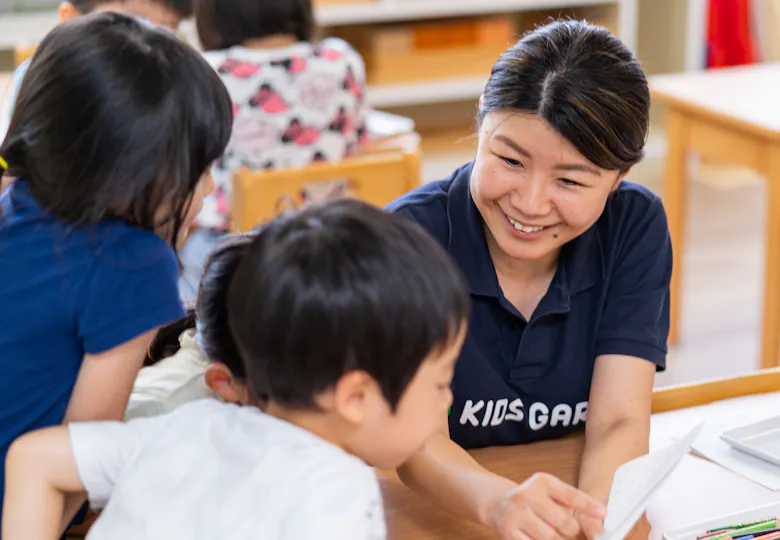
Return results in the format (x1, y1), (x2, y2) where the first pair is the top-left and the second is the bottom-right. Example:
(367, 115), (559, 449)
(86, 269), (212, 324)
(488, 473), (606, 540)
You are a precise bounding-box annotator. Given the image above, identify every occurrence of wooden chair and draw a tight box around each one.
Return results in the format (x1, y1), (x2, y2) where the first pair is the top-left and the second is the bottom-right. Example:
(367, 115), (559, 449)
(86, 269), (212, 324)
(231, 150), (421, 232)
(14, 46), (36, 68)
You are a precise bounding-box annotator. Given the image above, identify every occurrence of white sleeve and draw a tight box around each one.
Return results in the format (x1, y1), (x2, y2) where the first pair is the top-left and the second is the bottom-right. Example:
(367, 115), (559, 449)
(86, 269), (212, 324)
(124, 347), (210, 421)
(68, 416), (160, 509)
(288, 460), (386, 540)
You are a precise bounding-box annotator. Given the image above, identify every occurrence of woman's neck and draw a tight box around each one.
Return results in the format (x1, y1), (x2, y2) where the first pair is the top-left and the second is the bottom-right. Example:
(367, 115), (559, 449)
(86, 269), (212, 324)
(241, 34), (298, 50)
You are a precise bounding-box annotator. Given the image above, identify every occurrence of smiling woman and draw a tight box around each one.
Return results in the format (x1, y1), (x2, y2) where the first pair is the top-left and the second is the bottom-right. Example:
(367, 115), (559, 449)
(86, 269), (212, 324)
(387, 19), (670, 540)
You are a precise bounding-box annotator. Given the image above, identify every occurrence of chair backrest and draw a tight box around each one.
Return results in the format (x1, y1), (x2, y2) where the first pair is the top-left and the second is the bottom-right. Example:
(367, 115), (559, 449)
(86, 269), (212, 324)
(14, 46), (36, 68)
(231, 150), (421, 232)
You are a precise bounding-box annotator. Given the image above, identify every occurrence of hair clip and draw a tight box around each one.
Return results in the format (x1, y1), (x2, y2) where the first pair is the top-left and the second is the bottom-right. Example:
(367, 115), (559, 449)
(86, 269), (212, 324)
(0, 156), (7, 170)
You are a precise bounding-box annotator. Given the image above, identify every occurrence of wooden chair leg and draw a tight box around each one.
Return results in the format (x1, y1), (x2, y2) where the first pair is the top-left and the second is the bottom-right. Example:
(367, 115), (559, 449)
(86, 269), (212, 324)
(761, 144), (780, 369)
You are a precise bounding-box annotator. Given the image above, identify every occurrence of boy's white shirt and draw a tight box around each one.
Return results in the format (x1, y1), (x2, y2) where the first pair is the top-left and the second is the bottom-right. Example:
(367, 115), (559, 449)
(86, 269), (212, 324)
(71, 400), (387, 540)
(125, 330), (214, 421)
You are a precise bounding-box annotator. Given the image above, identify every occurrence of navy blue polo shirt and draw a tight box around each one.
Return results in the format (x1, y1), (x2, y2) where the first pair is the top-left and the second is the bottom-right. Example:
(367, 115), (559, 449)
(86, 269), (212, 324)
(387, 162), (671, 449)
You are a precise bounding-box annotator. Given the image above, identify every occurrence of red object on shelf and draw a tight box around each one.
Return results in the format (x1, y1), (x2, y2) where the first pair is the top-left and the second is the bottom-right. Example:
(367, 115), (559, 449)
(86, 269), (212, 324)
(707, 0), (756, 67)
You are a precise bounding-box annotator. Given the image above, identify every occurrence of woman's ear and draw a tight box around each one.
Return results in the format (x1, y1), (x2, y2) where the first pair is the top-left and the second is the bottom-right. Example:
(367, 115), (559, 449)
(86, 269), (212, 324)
(205, 363), (244, 404)
(611, 170), (628, 192)
(58, 2), (80, 21)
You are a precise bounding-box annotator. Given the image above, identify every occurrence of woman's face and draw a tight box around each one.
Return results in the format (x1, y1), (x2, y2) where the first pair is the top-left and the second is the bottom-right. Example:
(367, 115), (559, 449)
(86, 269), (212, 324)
(471, 111), (623, 264)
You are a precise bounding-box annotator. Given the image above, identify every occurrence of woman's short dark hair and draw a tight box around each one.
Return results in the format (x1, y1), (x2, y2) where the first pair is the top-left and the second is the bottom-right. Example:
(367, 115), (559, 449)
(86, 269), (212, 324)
(480, 19), (650, 174)
(227, 200), (470, 411)
(0, 12), (232, 248)
(195, 0), (314, 51)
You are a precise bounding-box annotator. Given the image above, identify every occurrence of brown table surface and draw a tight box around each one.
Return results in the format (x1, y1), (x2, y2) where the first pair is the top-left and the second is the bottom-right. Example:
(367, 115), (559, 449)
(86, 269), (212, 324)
(380, 434), (586, 539)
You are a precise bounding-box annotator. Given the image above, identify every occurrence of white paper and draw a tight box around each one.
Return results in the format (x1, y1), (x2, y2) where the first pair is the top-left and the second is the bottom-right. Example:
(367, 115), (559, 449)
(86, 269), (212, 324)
(365, 110), (415, 139)
(691, 423), (780, 491)
(600, 423), (703, 540)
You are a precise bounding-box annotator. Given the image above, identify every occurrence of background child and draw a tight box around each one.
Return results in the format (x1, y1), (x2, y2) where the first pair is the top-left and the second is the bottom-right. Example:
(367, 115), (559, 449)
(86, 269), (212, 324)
(0, 10), (232, 520)
(8, 0), (193, 117)
(3, 199), (479, 539)
(179, 0), (369, 305)
(126, 234), (256, 420)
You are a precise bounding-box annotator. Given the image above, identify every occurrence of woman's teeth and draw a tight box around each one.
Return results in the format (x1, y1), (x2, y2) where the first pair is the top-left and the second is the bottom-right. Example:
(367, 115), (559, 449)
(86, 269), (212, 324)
(507, 217), (545, 233)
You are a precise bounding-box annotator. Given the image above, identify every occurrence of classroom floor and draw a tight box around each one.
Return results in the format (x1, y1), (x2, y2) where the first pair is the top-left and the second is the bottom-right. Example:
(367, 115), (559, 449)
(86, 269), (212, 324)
(421, 138), (768, 389)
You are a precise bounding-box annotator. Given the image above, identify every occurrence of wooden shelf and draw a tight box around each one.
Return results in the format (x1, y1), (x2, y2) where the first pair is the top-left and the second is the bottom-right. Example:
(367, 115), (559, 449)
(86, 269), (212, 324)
(367, 76), (486, 108)
(318, 0), (621, 26)
(0, 0), (634, 48)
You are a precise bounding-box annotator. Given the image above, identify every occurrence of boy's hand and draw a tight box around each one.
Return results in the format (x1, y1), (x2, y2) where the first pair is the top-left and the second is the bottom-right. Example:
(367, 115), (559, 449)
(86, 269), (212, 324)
(488, 473), (606, 540)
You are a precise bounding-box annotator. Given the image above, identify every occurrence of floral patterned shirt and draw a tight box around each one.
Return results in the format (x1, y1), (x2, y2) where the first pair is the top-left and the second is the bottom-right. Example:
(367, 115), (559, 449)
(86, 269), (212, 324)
(196, 38), (368, 231)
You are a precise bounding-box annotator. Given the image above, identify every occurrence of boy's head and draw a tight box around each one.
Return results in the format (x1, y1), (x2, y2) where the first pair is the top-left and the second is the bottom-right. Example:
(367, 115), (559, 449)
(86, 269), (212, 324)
(226, 200), (470, 469)
(60, 0), (192, 29)
(195, 0), (314, 51)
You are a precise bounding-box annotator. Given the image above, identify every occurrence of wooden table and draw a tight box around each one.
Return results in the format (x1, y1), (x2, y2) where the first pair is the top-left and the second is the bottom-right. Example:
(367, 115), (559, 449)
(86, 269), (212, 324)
(381, 373), (780, 540)
(380, 435), (585, 539)
(650, 63), (780, 368)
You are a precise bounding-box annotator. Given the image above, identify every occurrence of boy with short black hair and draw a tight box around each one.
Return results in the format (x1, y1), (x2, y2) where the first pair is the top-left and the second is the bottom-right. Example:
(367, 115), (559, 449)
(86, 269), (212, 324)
(3, 200), (471, 539)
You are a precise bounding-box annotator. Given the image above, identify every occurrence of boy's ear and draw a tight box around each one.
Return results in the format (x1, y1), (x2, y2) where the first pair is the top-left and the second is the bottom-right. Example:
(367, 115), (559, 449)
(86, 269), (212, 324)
(205, 363), (244, 404)
(59, 2), (81, 21)
(329, 371), (380, 426)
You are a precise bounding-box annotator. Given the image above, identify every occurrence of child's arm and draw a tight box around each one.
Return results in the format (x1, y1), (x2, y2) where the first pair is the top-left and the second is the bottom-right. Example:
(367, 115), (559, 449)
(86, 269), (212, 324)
(4, 416), (156, 540)
(3, 427), (85, 540)
(65, 330), (158, 423)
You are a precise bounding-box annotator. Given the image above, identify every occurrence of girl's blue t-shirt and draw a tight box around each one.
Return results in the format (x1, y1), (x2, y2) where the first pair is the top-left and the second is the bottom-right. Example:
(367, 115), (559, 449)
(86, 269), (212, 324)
(0, 180), (185, 513)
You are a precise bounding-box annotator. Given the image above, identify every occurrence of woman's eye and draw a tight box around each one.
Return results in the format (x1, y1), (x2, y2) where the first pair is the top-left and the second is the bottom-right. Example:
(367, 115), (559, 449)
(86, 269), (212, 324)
(559, 178), (583, 187)
(500, 156), (523, 168)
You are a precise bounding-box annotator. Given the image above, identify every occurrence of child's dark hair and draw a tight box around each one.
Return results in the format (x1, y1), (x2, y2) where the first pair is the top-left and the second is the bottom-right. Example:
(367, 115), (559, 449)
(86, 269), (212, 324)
(194, 234), (255, 380)
(195, 0), (315, 51)
(0, 12), (232, 248)
(227, 200), (470, 411)
(69, 0), (104, 12)
(145, 233), (254, 380)
(71, 0), (193, 17)
(158, 0), (193, 17)
(145, 310), (196, 366)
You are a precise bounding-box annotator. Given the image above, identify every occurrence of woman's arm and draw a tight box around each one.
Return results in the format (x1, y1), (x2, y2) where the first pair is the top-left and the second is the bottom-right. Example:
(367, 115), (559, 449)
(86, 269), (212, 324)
(399, 425), (606, 540)
(3, 427), (85, 540)
(577, 354), (656, 538)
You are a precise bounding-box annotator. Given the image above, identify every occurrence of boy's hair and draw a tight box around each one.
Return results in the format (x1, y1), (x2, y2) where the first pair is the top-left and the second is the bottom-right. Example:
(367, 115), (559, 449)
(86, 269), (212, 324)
(227, 200), (470, 411)
(0, 12), (232, 249)
(195, 0), (315, 51)
(72, 0), (193, 17)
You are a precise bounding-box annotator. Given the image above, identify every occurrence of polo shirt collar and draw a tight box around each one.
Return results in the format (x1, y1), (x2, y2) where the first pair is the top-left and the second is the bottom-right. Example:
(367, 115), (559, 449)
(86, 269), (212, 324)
(445, 162), (604, 307)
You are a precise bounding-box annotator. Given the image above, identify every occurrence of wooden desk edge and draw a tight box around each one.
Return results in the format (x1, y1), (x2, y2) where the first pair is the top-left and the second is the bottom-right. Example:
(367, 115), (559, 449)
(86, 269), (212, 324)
(649, 88), (780, 142)
(652, 369), (780, 413)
